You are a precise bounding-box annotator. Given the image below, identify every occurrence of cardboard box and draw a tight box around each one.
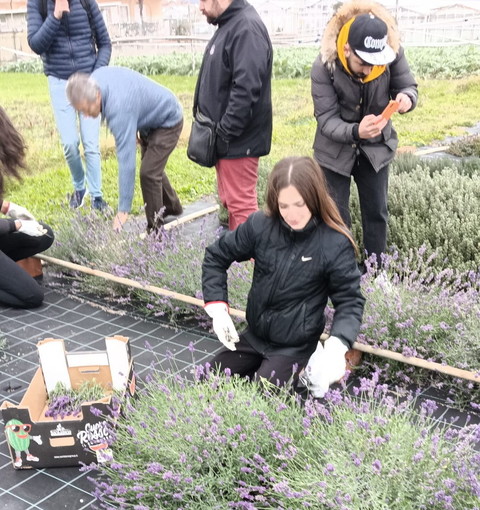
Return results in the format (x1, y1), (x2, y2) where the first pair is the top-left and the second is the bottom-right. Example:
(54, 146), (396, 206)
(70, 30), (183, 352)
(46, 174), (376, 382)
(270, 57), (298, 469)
(1, 335), (135, 469)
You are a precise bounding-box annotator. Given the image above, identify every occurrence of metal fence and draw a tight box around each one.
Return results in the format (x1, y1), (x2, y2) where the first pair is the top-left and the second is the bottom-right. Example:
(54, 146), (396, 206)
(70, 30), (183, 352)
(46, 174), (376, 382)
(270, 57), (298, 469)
(1, 3), (479, 64)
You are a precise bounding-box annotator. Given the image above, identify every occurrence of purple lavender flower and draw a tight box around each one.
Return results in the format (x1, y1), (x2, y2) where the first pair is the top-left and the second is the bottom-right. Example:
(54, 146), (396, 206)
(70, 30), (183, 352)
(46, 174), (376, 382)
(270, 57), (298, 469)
(372, 460), (382, 474)
(90, 406), (103, 417)
(324, 463), (335, 475)
(146, 462), (164, 474)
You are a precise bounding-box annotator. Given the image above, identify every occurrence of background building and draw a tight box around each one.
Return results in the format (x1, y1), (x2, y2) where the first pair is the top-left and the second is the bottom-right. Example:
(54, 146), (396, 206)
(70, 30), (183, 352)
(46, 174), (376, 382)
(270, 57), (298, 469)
(0, 0), (479, 63)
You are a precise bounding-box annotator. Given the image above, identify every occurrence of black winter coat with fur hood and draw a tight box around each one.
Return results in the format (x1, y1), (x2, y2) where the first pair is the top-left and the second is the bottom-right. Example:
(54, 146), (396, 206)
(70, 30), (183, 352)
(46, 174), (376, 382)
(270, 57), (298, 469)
(311, 0), (418, 175)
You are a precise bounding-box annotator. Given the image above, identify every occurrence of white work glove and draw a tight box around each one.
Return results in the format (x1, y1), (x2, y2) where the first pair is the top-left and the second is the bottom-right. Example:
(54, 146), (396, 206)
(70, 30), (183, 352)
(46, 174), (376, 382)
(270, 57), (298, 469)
(303, 336), (348, 398)
(6, 202), (36, 221)
(17, 220), (47, 237)
(204, 301), (239, 351)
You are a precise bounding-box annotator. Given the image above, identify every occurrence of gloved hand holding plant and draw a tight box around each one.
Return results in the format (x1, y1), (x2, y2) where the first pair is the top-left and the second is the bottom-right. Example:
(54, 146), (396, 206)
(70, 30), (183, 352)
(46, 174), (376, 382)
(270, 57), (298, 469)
(204, 301), (239, 351)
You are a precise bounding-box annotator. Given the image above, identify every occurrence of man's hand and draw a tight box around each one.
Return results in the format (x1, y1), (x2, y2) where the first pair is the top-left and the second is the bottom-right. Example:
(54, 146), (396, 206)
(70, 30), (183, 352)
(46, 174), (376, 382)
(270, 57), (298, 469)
(54, 0), (70, 19)
(395, 92), (413, 113)
(5, 202), (36, 221)
(113, 212), (129, 232)
(17, 220), (47, 237)
(358, 114), (387, 139)
(204, 302), (239, 351)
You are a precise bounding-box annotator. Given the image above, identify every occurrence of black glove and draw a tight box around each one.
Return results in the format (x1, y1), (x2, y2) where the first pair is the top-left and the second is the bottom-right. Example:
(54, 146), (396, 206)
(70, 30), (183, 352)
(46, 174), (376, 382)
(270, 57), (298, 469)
(215, 134), (229, 158)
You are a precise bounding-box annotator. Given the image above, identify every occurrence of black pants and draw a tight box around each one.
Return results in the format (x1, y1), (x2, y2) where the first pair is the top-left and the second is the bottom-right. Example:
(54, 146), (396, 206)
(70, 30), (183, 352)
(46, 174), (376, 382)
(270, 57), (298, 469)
(210, 334), (310, 389)
(0, 223), (54, 308)
(139, 120), (184, 232)
(323, 154), (389, 264)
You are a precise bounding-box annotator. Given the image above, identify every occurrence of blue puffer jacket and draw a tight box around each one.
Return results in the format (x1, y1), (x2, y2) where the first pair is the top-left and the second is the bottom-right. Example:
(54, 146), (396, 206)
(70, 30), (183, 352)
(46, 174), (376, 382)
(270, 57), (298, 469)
(27, 0), (111, 80)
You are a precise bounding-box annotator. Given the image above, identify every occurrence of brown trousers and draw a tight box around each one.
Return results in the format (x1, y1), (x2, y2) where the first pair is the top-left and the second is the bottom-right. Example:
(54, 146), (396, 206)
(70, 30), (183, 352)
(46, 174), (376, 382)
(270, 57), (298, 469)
(139, 119), (183, 231)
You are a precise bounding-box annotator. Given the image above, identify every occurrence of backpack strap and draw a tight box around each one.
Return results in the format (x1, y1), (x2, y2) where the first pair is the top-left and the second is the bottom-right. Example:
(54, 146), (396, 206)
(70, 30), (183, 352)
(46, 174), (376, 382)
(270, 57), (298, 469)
(79, 0), (97, 47)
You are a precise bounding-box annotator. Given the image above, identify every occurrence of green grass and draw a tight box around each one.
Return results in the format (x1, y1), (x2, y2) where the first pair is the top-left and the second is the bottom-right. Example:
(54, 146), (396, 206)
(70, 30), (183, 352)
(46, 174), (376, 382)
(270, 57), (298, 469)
(1, 72), (479, 227)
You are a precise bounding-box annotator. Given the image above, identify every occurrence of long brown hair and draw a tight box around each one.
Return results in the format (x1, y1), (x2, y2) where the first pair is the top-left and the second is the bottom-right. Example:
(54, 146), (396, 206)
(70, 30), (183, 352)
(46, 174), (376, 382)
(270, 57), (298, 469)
(265, 156), (358, 253)
(0, 106), (26, 198)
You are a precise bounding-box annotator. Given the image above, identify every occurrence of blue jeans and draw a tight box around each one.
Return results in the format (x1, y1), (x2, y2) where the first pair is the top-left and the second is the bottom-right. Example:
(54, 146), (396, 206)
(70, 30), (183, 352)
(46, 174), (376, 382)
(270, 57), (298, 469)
(48, 76), (102, 198)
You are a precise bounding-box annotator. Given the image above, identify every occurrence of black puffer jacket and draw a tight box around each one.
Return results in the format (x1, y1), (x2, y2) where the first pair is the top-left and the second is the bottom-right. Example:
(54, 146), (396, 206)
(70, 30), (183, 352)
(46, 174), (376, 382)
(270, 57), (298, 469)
(202, 212), (365, 358)
(196, 0), (272, 159)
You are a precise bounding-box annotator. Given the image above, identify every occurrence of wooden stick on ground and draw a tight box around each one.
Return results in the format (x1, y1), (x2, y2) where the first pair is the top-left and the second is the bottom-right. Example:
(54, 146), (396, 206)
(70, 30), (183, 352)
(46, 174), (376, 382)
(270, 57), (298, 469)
(164, 204), (219, 231)
(350, 343), (479, 383)
(413, 146), (450, 156)
(36, 254), (480, 384)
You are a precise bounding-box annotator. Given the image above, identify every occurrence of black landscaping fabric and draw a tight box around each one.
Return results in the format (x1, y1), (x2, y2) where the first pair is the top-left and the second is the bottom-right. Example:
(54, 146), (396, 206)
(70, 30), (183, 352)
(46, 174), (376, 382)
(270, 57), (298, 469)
(0, 284), (221, 510)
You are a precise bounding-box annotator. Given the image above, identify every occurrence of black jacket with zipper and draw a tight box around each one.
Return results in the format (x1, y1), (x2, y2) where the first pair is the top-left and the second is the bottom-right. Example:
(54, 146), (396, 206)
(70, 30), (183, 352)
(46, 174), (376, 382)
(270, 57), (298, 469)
(196, 0), (272, 159)
(202, 211), (365, 358)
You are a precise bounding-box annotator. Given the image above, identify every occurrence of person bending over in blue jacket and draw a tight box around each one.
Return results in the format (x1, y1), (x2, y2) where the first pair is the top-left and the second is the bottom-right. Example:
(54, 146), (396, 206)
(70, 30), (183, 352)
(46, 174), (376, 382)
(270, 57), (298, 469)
(0, 107), (54, 308)
(202, 156), (365, 396)
(66, 67), (184, 234)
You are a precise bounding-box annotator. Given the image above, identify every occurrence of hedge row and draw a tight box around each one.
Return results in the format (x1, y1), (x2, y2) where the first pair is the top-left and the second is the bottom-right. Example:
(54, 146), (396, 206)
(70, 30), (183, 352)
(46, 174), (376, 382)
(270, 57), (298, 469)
(2, 45), (479, 80)
(253, 154), (480, 273)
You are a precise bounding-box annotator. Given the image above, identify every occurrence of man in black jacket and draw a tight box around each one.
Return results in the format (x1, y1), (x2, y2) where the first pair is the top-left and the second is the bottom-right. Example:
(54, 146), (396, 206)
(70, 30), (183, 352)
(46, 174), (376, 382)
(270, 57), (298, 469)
(195, 0), (272, 230)
(311, 1), (418, 268)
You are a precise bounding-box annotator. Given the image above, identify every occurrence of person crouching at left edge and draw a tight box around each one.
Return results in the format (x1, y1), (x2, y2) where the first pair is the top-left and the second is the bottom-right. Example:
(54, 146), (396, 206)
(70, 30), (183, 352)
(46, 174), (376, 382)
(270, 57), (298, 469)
(0, 106), (54, 308)
(202, 156), (365, 396)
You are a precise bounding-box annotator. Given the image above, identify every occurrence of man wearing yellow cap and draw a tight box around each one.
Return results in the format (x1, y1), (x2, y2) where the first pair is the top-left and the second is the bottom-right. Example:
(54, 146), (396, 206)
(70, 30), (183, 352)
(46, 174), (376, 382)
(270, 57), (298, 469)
(311, 1), (417, 270)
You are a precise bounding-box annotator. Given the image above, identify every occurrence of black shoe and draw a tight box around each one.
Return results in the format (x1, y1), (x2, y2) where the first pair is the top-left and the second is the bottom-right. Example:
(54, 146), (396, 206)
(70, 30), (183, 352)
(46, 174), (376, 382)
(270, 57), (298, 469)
(92, 196), (108, 211)
(164, 205), (183, 217)
(69, 189), (86, 209)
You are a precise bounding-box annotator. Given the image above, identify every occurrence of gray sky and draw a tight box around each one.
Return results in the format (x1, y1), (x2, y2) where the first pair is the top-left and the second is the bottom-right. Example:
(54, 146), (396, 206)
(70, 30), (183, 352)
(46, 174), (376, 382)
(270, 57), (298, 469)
(250, 0), (480, 12)
(383, 0), (480, 11)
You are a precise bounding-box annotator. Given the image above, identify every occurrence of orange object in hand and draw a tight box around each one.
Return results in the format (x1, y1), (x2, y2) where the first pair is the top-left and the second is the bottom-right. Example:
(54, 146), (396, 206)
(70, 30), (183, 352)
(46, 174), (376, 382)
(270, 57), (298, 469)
(378, 100), (399, 122)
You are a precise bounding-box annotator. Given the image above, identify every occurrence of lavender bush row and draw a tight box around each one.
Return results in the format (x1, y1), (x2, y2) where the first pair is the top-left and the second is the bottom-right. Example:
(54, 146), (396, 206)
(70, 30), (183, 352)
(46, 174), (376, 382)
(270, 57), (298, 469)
(49, 210), (227, 322)
(355, 249), (480, 409)
(49, 211), (479, 406)
(85, 363), (480, 509)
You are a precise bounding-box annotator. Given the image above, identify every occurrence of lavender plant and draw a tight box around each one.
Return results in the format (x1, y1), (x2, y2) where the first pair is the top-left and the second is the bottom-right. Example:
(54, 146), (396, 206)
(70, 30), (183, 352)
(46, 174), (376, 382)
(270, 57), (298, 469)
(50, 209), (253, 324)
(267, 375), (480, 510)
(342, 248), (480, 409)
(49, 210), (479, 405)
(85, 366), (480, 509)
(46, 381), (109, 420)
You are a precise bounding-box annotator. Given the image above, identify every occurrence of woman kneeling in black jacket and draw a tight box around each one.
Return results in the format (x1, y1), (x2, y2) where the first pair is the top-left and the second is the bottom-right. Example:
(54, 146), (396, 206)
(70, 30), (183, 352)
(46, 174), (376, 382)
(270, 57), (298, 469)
(0, 106), (54, 308)
(202, 156), (365, 396)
